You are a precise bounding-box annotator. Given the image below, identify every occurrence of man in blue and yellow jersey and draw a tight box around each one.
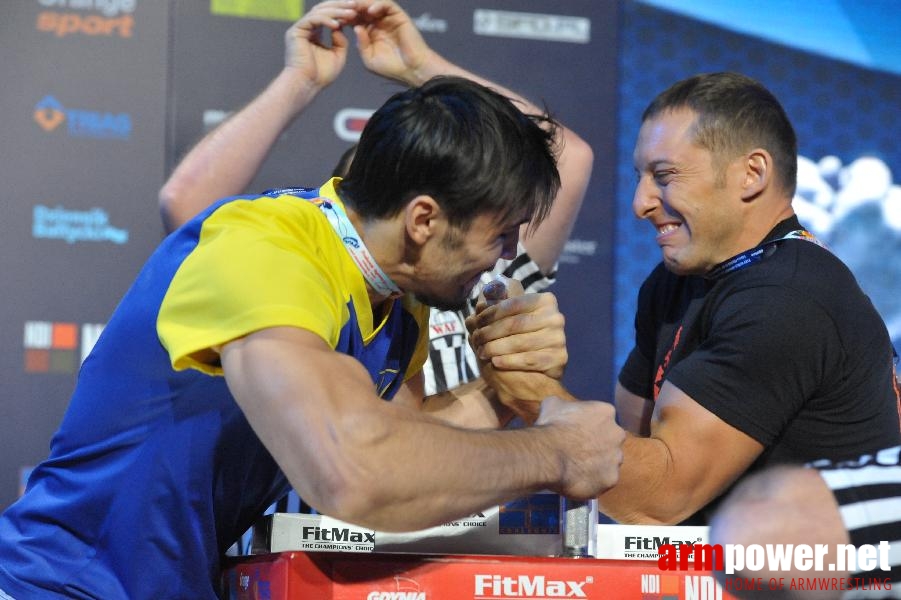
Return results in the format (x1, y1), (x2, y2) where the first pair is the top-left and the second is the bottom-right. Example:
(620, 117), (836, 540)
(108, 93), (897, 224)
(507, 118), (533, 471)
(0, 3), (624, 599)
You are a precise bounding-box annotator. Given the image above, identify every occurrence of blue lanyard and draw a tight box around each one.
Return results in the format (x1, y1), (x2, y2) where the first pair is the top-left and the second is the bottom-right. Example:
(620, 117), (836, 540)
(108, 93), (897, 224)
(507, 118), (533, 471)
(705, 229), (827, 280)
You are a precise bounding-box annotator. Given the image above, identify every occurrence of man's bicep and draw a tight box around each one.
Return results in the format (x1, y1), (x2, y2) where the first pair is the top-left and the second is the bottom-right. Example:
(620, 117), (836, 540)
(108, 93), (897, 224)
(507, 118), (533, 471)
(669, 288), (831, 447)
(220, 326), (379, 504)
(391, 373), (425, 411)
(650, 381), (764, 521)
(615, 382), (652, 436)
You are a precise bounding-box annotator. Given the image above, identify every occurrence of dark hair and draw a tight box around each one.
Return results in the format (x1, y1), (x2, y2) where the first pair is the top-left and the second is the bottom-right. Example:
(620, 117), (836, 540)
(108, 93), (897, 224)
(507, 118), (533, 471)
(642, 72), (797, 197)
(339, 76), (560, 229)
(332, 144), (357, 178)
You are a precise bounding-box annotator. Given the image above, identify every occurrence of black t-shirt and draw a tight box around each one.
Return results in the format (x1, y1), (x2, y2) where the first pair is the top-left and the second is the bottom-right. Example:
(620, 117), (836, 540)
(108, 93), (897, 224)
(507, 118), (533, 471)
(619, 216), (901, 517)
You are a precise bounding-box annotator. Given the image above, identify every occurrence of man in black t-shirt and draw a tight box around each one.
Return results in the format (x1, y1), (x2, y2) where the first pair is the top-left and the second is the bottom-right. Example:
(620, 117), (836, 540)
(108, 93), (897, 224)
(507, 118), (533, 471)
(599, 72), (901, 525)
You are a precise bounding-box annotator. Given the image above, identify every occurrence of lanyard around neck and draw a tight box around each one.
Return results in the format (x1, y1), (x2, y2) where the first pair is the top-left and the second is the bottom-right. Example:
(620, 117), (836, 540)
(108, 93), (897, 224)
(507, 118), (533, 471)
(705, 229), (828, 280)
(309, 197), (402, 298)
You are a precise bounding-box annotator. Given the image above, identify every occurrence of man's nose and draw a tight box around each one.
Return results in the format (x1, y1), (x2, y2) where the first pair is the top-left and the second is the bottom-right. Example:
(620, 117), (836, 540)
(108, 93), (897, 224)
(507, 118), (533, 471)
(632, 176), (659, 220)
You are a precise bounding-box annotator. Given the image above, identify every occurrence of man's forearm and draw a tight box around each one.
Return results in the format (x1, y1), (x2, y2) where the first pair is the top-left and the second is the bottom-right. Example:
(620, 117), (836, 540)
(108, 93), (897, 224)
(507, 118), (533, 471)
(159, 68), (321, 231)
(596, 434), (685, 524)
(422, 378), (513, 429)
(406, 51), (544, 118)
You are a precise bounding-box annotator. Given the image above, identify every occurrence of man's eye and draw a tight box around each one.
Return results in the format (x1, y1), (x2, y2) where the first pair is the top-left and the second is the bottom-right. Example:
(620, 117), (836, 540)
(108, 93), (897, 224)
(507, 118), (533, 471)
(653, 171), (673, 185)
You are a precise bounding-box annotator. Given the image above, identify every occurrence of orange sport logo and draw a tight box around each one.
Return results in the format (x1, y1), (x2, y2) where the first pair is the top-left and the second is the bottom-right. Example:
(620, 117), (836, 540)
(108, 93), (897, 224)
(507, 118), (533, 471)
(36, 0), (136, 38)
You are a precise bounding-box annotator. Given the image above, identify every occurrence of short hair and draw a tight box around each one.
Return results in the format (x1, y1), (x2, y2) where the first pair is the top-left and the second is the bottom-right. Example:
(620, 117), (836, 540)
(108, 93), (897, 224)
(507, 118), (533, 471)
(332, 144), (356, 178)
(339, 76), (560, 230)
(642, 72), (797, 197)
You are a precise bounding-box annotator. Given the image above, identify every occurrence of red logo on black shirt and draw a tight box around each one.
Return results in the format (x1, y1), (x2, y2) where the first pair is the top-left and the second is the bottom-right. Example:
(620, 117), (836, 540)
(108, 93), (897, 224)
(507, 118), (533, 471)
(654, 325), (682, 401)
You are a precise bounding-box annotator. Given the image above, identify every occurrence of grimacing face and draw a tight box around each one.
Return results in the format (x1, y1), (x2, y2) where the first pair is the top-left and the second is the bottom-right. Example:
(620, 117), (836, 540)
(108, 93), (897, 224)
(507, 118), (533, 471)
(632, 108), (749, 276)
(411, 212), (521, 311)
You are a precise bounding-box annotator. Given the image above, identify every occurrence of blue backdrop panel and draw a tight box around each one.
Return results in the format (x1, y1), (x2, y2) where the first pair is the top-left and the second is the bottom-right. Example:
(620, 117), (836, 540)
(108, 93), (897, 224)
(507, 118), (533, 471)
(614, 0), (901, 376)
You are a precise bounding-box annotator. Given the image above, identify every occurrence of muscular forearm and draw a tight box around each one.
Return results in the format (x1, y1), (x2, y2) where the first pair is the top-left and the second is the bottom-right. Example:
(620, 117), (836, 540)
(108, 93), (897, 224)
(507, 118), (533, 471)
(158, 68), (321, 231)
(422, 378), (514, 429)
(404, 51), (544, 118)
(333, 404), (567, 531)
(596, 434), (690, 525)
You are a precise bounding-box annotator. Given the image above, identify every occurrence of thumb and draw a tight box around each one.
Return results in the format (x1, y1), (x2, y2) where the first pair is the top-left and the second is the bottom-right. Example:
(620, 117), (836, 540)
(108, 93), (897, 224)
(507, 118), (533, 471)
(353, 24), (372, 59)
(480, 276), (524, 307)
(534, 395), (564, 425)
(501, 276), (524, 298)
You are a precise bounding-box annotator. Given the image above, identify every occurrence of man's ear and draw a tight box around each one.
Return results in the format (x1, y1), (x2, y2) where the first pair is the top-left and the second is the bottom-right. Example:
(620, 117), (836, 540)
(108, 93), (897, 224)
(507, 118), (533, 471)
(404, 195), (442, 245)
(740, 149), (770, 200)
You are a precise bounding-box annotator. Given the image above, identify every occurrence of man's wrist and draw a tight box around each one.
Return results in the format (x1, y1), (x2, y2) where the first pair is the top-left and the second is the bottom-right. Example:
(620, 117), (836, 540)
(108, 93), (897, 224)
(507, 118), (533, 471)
(275, 67), (324, 109)
(486, 388), (516, 427)
(407, 50), (454, 87)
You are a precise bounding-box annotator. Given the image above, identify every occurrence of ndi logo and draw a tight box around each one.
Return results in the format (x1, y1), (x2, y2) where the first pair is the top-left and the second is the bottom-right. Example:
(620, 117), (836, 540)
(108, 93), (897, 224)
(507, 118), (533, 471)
(23, 321), (104, 373)
(33, 95), (131, 140)
(33, 204), (129, 245)
(641, 573), (681, 599)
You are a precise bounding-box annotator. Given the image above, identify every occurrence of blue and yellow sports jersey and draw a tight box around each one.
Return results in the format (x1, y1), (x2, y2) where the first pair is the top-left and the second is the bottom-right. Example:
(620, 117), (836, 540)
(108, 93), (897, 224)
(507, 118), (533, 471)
(0, 179), (428, 599)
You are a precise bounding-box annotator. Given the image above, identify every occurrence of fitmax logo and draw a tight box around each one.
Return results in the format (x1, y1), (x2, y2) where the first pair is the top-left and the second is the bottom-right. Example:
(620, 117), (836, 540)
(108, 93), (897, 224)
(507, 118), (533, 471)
(34, 95), (132, 140)
(626, 535), (703, 550)
(302, 526), (375, 544)
(474, 574), (592, 598)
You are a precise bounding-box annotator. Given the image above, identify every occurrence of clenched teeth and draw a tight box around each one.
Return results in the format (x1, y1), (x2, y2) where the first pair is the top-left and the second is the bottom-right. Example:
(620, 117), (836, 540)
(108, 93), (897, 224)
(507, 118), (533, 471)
(657, 224), (680, 235)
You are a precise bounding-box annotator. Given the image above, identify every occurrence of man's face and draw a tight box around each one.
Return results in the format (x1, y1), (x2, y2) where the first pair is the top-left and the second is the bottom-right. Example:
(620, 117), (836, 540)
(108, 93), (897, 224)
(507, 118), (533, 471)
(632, 107), (747, 276)
(412, 212), (521, 311)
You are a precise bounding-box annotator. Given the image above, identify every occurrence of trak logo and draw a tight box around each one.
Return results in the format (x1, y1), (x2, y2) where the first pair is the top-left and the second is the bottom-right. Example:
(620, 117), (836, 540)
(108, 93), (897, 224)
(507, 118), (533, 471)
(23, 321), (104, 373)
(34, 95), (132, 140)
(33, 96), (66, 132)
(334, 108), (373, 142)
(474, 574), (593, 598)
(36, 0), (135, 38)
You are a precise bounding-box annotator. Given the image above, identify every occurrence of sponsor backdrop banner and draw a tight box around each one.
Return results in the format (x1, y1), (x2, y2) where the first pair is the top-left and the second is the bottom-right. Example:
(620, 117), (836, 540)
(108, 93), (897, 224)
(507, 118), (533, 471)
(5, 0), (897, 515)
(0, 0), (169, 510)
(0, 1), (619, 510)
(167, 0), (621, 400)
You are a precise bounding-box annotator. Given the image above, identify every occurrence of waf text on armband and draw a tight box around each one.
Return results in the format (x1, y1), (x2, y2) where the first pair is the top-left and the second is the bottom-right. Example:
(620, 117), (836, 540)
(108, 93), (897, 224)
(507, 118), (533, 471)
(657, 542), (893, 594)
